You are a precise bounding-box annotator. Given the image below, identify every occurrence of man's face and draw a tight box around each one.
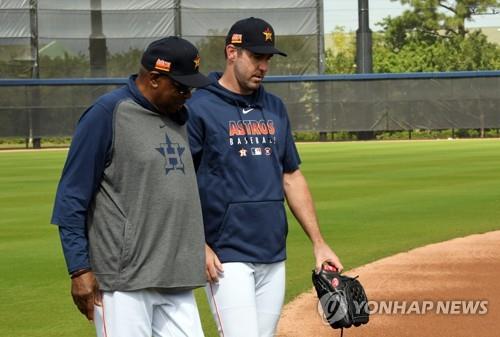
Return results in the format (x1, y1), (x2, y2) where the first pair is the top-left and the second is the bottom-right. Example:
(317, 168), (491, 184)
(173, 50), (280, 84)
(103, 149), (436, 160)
(151, 73), (192, 115)
(230, 46), (273, 95)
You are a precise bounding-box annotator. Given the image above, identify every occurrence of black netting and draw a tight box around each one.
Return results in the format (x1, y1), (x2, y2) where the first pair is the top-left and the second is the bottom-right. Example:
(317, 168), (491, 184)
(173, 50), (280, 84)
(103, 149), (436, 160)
(266, 76), (500, 132)
(1, 75), (499, 138)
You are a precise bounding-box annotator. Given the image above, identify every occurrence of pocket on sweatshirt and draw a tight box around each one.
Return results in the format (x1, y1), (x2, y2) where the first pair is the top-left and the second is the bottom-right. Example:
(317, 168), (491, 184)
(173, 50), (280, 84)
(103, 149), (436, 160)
(118, 219), (135, 272)
(215, 200), (288, 262)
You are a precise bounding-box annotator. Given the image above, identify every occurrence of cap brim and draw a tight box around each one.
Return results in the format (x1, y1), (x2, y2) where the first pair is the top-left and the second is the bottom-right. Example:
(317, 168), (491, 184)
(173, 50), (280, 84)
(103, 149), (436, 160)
(245, 45), (287, 57)
(169, 72), (212, 88)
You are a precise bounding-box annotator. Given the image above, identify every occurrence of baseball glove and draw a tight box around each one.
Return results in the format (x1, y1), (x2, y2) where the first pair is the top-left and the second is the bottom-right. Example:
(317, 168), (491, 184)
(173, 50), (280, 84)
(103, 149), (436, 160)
(312, 263), (369, 333)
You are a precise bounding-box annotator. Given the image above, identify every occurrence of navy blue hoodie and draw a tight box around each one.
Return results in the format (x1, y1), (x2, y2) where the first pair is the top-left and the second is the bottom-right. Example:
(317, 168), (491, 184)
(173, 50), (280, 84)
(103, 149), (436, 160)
(186, 72), (301, 263)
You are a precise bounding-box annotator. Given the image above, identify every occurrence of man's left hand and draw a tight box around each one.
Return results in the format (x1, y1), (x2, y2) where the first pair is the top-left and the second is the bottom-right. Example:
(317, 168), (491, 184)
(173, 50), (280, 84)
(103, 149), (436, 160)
(71, 271), (101, 321)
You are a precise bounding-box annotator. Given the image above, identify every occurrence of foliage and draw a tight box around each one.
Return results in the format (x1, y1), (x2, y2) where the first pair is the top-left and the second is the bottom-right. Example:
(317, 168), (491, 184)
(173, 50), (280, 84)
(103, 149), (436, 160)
(324, 27), (357, 74)
(374, 128), (500, 140)
(382, 0), (499, 46)
(194, 31), (227, 75)
(374, 29), (500, 72)
(1, 128), (498, 148)
(293, 131), (358, 141)
(291, 129), (500, 142)
(324, 1), (500, 73)
(0, 137), (72, 149)
(107, 48), (143, 77)
(0, 32), (320, 79)
(39, 53), (90, 78)
(374, 0), (500, 72)
(195, 33), (320, 75)
(0, 47), (144, 79)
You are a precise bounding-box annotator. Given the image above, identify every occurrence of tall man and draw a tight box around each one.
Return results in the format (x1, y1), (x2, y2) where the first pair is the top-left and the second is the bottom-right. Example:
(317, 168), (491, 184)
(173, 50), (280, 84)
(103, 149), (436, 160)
(186, 17), (344, 337)
(51, 37), (211, 337)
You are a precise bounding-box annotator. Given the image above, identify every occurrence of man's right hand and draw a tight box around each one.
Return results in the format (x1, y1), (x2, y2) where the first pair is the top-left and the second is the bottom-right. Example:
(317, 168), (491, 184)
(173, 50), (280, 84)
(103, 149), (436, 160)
(71, 271), (101, 321)
(205, 244), (224, 283)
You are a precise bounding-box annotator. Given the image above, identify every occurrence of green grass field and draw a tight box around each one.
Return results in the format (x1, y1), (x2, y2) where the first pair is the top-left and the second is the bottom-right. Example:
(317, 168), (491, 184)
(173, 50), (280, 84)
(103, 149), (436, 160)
(1, 140), (500, 337)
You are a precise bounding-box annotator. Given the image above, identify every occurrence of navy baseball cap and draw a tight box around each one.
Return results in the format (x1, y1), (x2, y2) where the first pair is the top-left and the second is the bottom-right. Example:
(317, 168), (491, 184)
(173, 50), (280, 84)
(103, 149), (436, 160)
(141, 36), (211, 87)
(225, 17), (287, 57)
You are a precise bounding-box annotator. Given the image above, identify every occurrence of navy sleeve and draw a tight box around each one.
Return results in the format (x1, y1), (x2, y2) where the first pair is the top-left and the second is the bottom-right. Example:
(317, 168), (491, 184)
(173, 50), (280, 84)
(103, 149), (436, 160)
(186, 103), (205, 171)
(282, 106), (301, 172)
(51, 102), (113, 273)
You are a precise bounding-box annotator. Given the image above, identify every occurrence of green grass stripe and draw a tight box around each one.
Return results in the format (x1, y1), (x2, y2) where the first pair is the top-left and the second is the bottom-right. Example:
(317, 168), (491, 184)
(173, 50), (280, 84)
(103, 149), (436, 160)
(1, 140), (499, 337)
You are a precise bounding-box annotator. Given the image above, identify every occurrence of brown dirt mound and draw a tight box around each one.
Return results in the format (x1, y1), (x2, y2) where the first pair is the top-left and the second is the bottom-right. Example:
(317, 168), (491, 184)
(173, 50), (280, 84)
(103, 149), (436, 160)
(277, 231), (500, 337)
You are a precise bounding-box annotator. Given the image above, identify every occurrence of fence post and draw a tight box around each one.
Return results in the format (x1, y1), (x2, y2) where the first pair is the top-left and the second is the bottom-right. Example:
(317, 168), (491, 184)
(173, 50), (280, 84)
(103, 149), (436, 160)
(90, 0), (108, 79)
(174, 0), (182, 37)
(29, 0), (41, 149)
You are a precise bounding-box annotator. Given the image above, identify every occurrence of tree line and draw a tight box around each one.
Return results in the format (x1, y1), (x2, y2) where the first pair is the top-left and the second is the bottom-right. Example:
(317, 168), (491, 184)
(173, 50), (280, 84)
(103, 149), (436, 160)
(326, 0), (500, 73)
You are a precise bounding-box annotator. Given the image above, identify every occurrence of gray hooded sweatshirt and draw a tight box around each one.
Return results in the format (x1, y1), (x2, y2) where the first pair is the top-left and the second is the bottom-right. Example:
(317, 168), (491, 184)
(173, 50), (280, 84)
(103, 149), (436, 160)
(51, 76), (205, 291)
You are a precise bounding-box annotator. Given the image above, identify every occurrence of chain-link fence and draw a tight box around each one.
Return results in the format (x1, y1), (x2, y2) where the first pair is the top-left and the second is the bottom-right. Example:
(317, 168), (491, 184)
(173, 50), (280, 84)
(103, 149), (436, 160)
(1, 72), (499, 139)
(0, 0), (324, 78)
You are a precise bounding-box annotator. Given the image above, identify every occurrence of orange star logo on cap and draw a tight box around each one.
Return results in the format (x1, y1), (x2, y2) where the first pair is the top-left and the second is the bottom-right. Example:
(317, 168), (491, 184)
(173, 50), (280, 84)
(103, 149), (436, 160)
(263, 27), (273, 42)
(231, 34), (243, 44)
(193, 55), (201, 70)
(155, 58), (171, 72)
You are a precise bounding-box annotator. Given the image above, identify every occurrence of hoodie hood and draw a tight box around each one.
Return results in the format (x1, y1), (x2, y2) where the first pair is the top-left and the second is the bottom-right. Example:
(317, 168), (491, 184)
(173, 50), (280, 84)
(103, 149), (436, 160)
(198, 72), (265, 109)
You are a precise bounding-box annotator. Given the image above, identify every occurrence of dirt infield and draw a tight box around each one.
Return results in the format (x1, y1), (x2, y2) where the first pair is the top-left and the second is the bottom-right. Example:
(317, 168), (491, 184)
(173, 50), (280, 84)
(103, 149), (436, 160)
(277, 231), (500, 337)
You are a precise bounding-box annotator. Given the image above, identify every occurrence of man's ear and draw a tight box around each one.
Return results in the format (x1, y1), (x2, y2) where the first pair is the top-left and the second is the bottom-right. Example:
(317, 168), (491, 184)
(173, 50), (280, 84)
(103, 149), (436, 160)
(149, 72), (160, 88)
(226, 44), (238, 62)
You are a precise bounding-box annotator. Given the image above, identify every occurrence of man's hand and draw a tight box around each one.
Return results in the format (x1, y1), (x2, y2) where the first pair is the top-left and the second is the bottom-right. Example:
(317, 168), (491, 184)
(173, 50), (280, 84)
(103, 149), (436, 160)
(205, 244), (224, 283)
(313, 241), (344, 273)
(71, 271), (101, 321)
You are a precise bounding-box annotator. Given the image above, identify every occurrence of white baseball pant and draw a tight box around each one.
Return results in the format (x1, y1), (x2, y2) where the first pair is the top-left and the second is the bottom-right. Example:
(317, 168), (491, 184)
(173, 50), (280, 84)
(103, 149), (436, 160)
(93, 289), (205, 337)
(205, 261), (286, 337)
